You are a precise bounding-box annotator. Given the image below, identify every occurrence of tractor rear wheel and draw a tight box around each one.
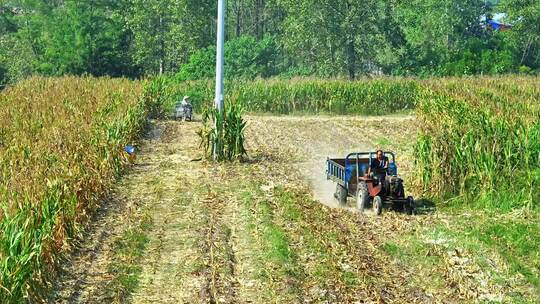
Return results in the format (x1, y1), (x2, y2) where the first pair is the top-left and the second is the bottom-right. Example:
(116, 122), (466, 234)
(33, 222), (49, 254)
(356, 182), (369, 213)
(335, 184), (348, 206)
(373, 196), (383, 216)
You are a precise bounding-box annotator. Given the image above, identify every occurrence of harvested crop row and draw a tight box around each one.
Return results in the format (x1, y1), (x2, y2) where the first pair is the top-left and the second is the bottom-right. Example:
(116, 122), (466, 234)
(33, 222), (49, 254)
(0, 76), (149, 302)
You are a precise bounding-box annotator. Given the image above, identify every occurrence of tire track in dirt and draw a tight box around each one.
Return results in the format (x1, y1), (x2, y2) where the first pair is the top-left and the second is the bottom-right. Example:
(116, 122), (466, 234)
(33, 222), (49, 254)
(244, 115), (428, 302)
(231, 154), (425, 303)
(197, 191), (239, 304)
(244, 115), (517, 302)
(54, 114), (525, 303)
(54, 120), (279, 304)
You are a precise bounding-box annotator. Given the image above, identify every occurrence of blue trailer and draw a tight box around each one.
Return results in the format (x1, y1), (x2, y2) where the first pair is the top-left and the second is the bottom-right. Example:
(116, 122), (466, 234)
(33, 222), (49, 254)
(326, 151), (415, 215)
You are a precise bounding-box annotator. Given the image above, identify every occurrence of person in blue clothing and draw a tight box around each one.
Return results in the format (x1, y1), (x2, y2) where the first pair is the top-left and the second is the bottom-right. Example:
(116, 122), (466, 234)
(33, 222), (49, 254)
(367, 149), (388, 184)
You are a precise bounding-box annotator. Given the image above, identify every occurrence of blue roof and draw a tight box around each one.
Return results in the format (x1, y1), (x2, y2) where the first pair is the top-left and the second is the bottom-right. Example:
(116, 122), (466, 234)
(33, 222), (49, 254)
(488, 20), (503, 30)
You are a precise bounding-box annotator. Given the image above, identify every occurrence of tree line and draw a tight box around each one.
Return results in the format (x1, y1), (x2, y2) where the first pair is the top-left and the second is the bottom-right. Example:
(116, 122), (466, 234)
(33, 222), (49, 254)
(1, 0), (538, 85)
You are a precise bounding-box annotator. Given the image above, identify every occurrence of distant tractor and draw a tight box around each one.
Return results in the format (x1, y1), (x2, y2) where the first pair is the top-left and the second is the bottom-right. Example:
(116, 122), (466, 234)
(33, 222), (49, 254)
(175, 96), (193, 121)
(326, 151), (415, 215)
(175, 103), (193, 121)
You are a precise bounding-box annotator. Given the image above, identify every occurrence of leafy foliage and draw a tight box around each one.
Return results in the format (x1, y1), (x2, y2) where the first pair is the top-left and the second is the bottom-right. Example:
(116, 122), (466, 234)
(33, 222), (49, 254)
(1, 0), (540, 83)
(198, 104), (247, 161)
(176, 36), (278, 81)
(499, 0), (540, 70)
(126, 0), (217, 75)
(392, 0), (485, 74)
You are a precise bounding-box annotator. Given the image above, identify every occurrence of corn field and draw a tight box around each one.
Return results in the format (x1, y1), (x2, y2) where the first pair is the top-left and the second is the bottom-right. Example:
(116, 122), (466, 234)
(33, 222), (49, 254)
(159, 77), (420, 115)
(1, 75), (539, 302)
(0, 76), (149, 302)
(415, 77), (540, 209)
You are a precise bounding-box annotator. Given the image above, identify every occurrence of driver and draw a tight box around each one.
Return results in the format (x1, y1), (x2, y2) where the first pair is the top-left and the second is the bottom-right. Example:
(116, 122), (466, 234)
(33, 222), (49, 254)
(181, 96), (191, 107)
(367, 149), (388, 184)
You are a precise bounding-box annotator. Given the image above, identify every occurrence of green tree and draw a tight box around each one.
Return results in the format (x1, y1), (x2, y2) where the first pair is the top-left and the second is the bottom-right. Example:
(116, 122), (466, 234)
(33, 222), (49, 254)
(227, 0), (285, 39)
(176, 35), (278, 80)
(2, 0), (539, 80)
(1, 0), (137, 79)
(0, 1), (47, 84)
(392, 0), (486, 75)
(35, 1), (136, 77)
(279, 0), (388, 79)
(126, 0), (216, 76)
(499, 0), (540, 70)
(0, 34), (34, 84)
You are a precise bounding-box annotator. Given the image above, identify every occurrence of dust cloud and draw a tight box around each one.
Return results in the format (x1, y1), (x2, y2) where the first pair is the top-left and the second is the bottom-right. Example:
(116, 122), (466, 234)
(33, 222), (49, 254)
(299, 158), (340, 208)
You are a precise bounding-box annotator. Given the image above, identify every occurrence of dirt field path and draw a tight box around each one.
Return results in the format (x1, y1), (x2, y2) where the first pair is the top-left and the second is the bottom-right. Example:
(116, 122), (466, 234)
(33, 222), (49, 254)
(52, 115), (432, 303)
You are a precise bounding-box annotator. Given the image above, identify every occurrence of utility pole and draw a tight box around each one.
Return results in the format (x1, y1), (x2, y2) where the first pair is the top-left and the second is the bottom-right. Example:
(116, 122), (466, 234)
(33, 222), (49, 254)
(215, 0), (225, 112)
(213, 0), (226, 160)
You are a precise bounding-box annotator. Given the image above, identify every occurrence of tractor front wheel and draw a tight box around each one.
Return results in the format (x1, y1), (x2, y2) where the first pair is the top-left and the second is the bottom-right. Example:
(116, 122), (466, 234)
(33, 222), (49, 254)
(356, 182), (369, 213)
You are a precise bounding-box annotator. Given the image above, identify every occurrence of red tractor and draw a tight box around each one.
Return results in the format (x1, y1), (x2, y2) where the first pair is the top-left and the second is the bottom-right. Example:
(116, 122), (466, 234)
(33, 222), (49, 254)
(327, 151), (415, 215)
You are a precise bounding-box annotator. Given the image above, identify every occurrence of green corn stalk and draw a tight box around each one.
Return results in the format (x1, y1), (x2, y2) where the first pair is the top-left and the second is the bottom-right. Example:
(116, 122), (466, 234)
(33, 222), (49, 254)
(198, 104), (247, 162)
